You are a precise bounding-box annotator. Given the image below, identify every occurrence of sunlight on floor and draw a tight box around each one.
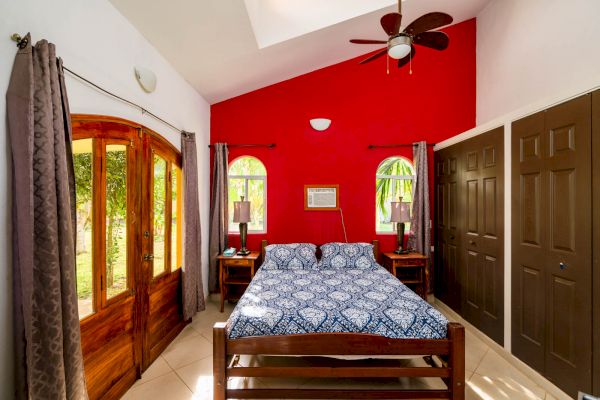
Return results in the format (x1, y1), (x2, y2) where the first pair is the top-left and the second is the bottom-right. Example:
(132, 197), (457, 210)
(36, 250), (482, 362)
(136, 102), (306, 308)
(191, 375), (212, 400)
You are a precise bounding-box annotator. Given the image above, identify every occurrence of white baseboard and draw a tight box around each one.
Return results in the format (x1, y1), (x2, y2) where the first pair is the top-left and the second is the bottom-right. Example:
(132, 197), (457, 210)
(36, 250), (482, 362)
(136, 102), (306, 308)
(433, 297), (572, 400)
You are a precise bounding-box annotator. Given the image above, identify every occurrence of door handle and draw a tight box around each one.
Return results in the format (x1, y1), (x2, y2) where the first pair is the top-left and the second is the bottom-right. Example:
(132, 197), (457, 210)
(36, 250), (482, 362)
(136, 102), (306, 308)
(144, 254), (154, 261)
(469, 240), (476, 245)
(559, 262), (567, 270)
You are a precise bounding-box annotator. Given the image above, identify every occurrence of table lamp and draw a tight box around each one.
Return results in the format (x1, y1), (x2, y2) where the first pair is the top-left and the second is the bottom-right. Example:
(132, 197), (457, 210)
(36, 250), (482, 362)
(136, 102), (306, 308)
(391, 196), (411, 254)
(233, 195), (251, 255)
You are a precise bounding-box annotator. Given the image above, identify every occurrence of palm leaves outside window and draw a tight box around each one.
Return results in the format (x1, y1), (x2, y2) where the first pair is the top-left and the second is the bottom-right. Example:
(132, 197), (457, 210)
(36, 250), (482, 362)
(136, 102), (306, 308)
(376, 157), (415, 233)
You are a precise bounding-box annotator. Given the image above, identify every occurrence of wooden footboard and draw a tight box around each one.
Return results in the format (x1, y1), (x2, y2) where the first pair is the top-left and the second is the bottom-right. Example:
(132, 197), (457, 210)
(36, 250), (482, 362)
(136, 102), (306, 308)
(213, 322), (465, 399)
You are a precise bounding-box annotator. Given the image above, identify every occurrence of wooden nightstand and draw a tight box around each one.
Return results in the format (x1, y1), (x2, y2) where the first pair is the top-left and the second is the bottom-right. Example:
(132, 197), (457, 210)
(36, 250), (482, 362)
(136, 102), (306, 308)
(218, 251), (260, 312)
(382, 252), (429, 300)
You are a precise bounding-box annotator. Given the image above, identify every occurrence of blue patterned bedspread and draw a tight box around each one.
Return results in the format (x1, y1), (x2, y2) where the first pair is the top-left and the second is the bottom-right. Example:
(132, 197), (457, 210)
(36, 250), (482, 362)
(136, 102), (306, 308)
(227, 264), (448, 340)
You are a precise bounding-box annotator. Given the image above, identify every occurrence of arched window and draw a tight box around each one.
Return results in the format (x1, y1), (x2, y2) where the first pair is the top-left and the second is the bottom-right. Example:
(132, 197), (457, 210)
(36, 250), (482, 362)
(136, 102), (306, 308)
(376, 156), (415, 233)
(228, 156), (267, 233)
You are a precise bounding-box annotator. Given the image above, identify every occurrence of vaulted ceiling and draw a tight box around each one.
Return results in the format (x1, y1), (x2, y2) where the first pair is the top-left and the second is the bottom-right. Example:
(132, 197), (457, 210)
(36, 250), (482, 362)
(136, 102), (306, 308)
(109, 0), (491, 103)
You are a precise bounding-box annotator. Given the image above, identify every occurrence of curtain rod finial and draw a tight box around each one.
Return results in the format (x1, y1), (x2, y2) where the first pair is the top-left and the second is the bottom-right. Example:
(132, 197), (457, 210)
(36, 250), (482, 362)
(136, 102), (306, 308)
(11, 33), (28, 49)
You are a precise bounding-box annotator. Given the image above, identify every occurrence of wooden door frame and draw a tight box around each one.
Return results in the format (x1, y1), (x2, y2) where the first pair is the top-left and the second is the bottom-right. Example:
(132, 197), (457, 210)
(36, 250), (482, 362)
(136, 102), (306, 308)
(72, 114), (186, 398)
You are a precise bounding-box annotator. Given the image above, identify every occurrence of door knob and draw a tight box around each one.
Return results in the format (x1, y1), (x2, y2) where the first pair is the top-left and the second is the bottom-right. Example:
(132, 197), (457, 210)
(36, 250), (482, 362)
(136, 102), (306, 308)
(469, 240), (476, 245)
(450, 235), (455, 240)
(559, 262), (567, 270)
(143, 254), (154, 261)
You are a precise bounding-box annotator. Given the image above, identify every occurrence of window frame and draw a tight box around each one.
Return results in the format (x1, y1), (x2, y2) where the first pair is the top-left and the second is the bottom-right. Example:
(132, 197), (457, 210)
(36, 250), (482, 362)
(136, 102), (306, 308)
(375, 157), (416, 235)
(228, 156), (267, 234)
(148, 141), (183, 281)
(73, 133), (137, 320)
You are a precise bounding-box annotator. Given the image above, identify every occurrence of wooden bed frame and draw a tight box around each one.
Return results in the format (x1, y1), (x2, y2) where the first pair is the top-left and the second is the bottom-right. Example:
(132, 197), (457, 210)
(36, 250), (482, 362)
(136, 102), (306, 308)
(213, 240), (465, 399)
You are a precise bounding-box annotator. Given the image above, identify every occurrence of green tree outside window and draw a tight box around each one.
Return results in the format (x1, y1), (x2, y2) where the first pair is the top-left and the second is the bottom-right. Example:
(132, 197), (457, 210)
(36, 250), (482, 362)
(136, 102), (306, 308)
(376, 157), (415, 233)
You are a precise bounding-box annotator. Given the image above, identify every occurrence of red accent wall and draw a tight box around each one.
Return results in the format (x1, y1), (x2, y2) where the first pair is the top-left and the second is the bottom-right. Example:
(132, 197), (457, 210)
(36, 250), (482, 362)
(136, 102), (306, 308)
(211, 19), (476, 253)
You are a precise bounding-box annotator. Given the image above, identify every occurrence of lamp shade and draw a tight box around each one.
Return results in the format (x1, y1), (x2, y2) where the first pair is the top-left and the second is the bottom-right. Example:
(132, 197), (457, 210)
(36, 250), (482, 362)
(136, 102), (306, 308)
(233, 196), (251, 223)
(390, 197), (411, 223)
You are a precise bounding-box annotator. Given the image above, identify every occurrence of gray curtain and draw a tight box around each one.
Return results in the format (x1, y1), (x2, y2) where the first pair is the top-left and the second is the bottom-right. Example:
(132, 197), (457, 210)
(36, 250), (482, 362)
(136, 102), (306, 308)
(181, 133), (206, 320)
(408, 141), (431, 289)
(208, 143), (228, 292)
(7, 35), (88, 400)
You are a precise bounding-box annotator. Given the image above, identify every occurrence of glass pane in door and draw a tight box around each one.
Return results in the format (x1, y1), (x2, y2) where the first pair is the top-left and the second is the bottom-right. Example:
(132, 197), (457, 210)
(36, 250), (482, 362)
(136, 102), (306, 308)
(105, 144), (128, 299)
(171, 165), (182, 270)
(153, 154), (167, 277)
(73, 138), (94, 319)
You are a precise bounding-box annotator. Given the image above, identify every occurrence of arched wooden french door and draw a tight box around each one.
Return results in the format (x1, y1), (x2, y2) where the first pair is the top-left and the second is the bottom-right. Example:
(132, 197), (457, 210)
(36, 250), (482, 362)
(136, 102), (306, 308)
(72, 115), (185, 399)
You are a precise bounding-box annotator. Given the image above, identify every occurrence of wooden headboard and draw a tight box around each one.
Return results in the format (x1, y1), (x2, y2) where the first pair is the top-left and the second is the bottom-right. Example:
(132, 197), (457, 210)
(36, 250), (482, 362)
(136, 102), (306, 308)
(260, 239), (380, 263)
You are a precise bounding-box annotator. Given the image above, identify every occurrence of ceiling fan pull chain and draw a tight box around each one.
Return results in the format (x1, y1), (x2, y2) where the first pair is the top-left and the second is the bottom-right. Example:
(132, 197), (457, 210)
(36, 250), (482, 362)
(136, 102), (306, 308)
(387, 54), (390, 75)
(409, 52), (413, 75)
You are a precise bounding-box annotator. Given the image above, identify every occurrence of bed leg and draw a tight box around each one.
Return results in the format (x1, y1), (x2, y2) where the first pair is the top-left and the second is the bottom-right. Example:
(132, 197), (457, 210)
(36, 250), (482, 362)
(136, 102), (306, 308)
(447, 322), (465, 400)
(213, 322), (227, 400)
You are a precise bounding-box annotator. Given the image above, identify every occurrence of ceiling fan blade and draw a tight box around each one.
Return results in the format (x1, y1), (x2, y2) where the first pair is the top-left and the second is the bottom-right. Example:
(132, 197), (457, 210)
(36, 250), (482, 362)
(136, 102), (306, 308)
(397, 46), (416, 68)
(414, 31), (449, 50)
(403, 12), (453, 36)
(381, 13), (402, 36)
(350, 39), (387, 44)
(359, 48), (388, 64)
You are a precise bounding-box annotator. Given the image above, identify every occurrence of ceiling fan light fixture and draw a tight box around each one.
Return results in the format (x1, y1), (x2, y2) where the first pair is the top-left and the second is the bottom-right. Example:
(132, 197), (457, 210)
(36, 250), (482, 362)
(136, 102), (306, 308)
(388, 36), (412, 59)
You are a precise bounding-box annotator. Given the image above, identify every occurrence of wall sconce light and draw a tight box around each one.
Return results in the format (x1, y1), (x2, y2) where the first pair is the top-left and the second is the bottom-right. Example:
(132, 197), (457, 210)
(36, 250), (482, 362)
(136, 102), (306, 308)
(134, 66), (157, 93)
(309, 118), (331, 131)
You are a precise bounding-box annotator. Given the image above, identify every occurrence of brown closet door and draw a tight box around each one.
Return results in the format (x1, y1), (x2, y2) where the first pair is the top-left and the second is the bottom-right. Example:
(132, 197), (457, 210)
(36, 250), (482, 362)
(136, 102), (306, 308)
(434, 146), (461, 312)
(544, 95), (592, 395)
(593, 90), (600, 396)
(512, 111), (546, 372)
(512, 95), (592, 397)
(461, 128), (504, 345)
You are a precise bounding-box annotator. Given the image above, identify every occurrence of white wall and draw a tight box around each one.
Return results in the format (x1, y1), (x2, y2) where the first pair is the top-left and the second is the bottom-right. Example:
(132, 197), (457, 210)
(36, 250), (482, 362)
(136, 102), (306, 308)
(0, 0), (211, 397)
(476, 0), (600, 125)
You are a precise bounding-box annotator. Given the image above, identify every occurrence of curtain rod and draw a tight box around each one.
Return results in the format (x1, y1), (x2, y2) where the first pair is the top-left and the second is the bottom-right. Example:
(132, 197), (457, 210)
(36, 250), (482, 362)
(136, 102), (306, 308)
(368, 143), (435, 149)
(208, 144), (276, 149)
(11, 33), (193, 137)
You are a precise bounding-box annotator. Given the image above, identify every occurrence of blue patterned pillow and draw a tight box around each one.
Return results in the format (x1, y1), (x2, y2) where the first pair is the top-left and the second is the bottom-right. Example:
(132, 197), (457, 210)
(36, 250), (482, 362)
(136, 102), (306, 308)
(318, 242), (377, 269)
(261, 243), (318, 270)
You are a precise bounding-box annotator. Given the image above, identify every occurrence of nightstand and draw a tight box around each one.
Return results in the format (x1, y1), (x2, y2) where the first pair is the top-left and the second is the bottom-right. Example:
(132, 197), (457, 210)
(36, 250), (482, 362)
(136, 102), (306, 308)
(382, 252), (429, 300)
(218, 251), (260, 312)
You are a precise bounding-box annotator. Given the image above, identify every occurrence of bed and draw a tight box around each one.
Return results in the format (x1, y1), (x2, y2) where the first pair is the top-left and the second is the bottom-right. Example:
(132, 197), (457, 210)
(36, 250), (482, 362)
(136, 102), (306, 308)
(213, 240), (465, 399)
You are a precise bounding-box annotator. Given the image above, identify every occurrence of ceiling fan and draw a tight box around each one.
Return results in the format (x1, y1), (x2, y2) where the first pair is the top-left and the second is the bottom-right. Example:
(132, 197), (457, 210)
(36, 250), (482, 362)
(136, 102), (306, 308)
(349, 0), (453, 70)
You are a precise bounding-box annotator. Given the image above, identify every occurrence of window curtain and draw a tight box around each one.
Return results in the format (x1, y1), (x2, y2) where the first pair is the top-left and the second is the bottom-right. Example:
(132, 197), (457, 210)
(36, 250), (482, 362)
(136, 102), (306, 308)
(181, 132), (206, 320)
(7, 34), (88, 400)
(408, 141), (431, 290)
(208, 143), (228, 292)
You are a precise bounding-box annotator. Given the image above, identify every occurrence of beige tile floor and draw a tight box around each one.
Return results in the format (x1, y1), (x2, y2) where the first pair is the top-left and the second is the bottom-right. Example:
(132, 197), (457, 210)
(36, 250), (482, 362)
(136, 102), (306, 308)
(123, 296), (567, 400)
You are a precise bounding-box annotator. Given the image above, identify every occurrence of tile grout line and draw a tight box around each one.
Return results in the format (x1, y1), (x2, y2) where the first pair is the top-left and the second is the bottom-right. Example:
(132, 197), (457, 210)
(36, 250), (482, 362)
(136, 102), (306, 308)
(472, 347), (489, 374)
(163, 350), (213, 372)
(172, 367), (196, 395)
(129, 356), (174, 391)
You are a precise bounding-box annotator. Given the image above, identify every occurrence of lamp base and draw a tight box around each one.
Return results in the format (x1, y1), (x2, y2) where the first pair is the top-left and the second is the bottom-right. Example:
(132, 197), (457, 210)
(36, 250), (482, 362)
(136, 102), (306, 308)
(394, 248), (410, 255)
(237, 222), (250, 256)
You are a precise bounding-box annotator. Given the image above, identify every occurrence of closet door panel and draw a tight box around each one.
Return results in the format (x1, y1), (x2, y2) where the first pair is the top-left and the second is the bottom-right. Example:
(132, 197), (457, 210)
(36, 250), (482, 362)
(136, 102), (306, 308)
(512, 112), (547, 372)
(476, 128), (504, 343)
(544, 95), (592, 395)
(592, 90), (600, 396)
(434, 147), (462, 313)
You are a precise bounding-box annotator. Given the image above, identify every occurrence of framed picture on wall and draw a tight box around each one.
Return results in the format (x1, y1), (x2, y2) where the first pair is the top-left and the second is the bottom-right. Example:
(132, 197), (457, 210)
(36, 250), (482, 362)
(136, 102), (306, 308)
(304, 184), (339, 211)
